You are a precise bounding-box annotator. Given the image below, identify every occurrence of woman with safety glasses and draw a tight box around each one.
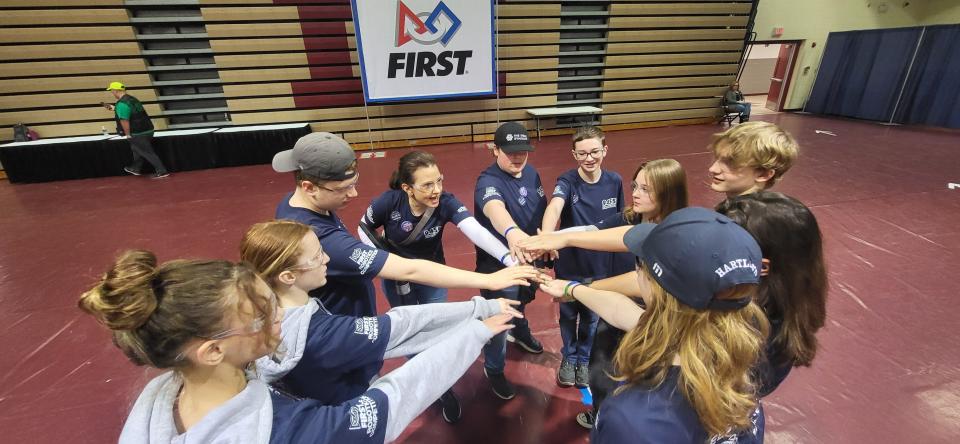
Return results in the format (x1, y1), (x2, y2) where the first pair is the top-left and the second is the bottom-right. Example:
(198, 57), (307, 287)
(356, 150), (516, 422)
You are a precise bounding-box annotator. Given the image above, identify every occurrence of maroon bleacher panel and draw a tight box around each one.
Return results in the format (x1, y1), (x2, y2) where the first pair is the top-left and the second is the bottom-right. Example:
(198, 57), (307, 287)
(298, 5), (352, 19)
(293, 93), (365, 108)
(300, 22), (350, 36)
(291, 79), (362, 95)
(306, 51), (352, 65)
(308, 65), (355, 79)
(303, 36), (351, 51)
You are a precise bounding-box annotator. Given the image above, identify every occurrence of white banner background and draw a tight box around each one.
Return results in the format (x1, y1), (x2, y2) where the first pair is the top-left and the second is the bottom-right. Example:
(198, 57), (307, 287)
(351, 0), (496, 102)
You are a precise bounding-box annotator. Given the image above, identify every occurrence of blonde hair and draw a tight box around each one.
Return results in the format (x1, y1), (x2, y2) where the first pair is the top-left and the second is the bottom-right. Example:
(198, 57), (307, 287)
(614, 265), (769, 436)
(710, 121), (798, 187)
(78, 250), (271, 369)
(240, 220), (313, 289)
(623, 159), (688, 224)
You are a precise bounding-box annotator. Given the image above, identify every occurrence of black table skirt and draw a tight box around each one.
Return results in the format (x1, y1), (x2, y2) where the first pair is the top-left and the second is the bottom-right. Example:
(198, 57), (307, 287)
(0, 125), (311, 183)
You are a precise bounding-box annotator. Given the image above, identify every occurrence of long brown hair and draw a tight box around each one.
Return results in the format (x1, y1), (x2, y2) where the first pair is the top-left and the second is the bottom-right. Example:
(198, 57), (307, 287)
(241, 220), (313, 289)
(715, 191), (827, 368)
(78, 250), (274, 369)
(623, 159), (688, 224)
(614, 265), (769, 436)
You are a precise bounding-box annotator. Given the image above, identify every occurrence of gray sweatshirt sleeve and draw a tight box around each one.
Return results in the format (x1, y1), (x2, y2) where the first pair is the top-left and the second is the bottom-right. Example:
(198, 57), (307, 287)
(371, 320), (493, 442)
(382, 296), (500, 359)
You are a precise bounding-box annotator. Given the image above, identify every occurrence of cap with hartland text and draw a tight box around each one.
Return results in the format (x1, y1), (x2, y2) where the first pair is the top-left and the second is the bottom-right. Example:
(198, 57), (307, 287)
(622, 207), (762, 310)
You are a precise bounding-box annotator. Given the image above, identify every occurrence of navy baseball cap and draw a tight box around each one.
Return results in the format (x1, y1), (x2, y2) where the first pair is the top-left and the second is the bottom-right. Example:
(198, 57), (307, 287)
(493, 122), (534, 153)
(622, 207), (762, 310)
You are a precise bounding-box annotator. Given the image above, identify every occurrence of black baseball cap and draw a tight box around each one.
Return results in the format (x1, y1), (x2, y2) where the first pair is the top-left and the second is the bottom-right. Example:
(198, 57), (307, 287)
(494, 122), (534, 153)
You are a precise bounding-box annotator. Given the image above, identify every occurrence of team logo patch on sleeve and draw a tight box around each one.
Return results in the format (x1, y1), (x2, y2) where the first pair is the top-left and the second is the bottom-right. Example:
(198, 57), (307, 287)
(553, 185), (564, 196)
(365, 206), (374, 222)
(349, 248), (378, 274)
(457, 206), (467, 213)
(482, 187), (501, 200)
(601, 197), (617, 210)
(354, 317), (380, 341)
(349, 395), (380, 437)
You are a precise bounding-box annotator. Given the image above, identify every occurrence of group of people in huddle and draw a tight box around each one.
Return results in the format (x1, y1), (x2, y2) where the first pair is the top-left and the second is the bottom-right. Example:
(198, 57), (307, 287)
(80, 119), (828, 443)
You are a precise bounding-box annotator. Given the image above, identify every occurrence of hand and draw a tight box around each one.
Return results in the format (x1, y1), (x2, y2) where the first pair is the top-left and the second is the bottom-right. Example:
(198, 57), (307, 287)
(539, 278), (576, 303)
(481, 313), (516, 335)
(494, 298), (523, 318)
(484, 265), (540, 290)
(102, 103), (114, 111)
(518, 232), (568, 259)
(505, 229), (534, 264)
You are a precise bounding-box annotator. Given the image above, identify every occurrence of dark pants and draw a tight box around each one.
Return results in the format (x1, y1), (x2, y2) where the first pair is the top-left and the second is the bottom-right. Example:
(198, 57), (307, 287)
(559, 300), (599, 364)
(128, 134), (167, 174)
(480, 285), (532, 373)
(588, 319), (625, 413)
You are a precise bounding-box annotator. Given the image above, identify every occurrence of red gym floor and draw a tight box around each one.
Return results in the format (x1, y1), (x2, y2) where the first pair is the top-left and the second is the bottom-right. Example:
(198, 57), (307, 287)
(1, 113), (958, 443)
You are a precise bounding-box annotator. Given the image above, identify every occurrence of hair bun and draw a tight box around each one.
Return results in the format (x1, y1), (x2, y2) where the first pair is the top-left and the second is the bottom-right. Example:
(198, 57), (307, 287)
(79, 250), (161, 331)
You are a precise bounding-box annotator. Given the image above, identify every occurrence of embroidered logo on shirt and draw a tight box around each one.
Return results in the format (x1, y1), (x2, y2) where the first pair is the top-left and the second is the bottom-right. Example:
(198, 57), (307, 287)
(457, 206), (467, 213)
(537, 186), (544, 197)
(349, 248), (378, 275)
(423, 226), (441, 239)
(518, 186), (528, 197)
(401, 221), (413, 232)
(354, 317), (380, 341)
(483, 186), (501, 200)
(518, 196), (527, 206)
(601, 197), (617, 210)
(349, 395), (379, 437)
(390, 211), (401, 221)
(572, 194), (579, 204)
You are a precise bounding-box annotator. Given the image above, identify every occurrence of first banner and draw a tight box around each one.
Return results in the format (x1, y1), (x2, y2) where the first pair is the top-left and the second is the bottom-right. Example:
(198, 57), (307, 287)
(350, 0), (497, 102)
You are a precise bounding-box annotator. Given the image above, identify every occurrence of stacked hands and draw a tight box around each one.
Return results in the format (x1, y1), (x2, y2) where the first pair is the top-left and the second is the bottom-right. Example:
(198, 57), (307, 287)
(492, 229), (579, 305)
(504, 229), (568, 264)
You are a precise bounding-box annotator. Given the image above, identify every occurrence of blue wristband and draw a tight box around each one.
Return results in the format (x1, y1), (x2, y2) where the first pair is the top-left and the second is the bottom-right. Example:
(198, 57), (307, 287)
(503, 225), (519, 237)
(500, 252), (511, 264)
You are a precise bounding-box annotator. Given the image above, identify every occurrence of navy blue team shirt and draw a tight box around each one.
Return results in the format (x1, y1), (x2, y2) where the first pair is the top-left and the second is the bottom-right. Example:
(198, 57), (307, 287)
(281, 311), (391, 405)
(270, 387), (388, 443)
(276, 192), (389, 317)
(473, 162), (547, 268)
(361, 190), (471, 263)
(551, 169), (628, 282)
(592, 367), (765, 444)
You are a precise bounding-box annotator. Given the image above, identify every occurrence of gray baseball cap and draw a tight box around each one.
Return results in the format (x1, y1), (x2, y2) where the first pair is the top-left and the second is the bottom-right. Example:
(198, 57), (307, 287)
(272, 132), (357, 180)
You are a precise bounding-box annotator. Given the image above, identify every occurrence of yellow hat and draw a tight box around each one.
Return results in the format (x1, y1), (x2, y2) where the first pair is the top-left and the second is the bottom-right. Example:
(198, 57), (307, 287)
(106, 81), (125, 91)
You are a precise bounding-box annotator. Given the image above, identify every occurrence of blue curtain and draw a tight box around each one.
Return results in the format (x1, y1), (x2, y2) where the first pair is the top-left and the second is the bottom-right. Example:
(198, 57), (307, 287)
(805, 27), (923, 121)
(893, 24), (960, 129)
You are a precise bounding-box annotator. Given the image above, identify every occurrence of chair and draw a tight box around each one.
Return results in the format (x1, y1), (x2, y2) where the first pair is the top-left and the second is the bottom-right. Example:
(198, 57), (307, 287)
(718, 97), (742, 126)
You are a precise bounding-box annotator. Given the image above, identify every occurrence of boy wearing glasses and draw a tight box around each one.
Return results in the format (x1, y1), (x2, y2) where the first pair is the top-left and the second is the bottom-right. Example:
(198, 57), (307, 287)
(274, 132), (539, 319)
(540, 126), (626, 389)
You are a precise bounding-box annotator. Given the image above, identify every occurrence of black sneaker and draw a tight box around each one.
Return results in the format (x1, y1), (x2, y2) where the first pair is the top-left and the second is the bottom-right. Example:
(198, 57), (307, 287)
(483, 368), (515, 400)
(557, 360), (576, 387)
(576, 411), (595, 429)
(152, 172), (170, 179)
(575, 363), (590, 388)
(123, 167), (142, 176)
(438, 389), (461, 424)
(511, 333), (543, 354)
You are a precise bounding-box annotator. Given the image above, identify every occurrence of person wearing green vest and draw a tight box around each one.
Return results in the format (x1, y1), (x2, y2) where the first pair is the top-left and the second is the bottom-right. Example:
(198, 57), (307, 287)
(105, 82), (169, 179)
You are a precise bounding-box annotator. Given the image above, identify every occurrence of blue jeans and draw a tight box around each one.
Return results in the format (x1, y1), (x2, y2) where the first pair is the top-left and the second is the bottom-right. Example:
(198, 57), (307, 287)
(726, 102), (752, 120)
(480, 285), (531, 373)
(559, 300), (598, 364)
(381, 279), (448, 307)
